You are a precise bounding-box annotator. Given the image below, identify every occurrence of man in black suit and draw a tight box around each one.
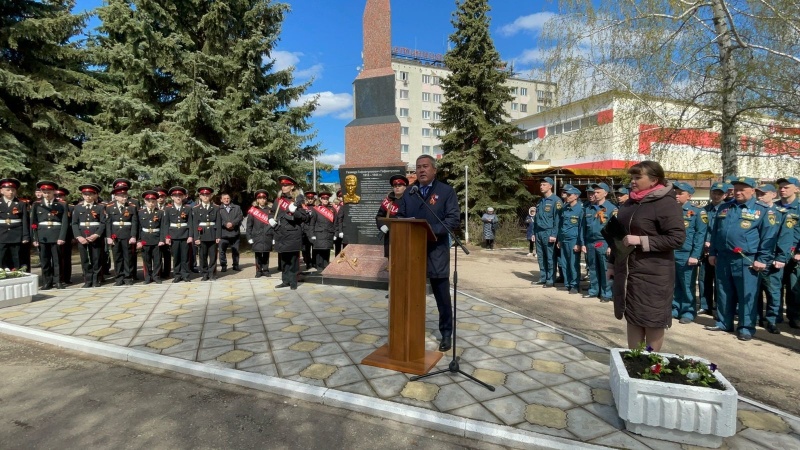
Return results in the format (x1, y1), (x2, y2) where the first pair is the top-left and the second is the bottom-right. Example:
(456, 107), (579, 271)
(218, 193), (243, 271)
(397, 155), (460, 352)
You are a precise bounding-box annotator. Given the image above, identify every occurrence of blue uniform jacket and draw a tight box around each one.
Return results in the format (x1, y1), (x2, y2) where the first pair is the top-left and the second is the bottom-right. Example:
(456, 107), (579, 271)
(557, 202), (582, 243)
(775, 199), (800, 263)
(709, 197), (779, 264)
(580, 200), (617, 246)
(677, 202), (708, 259)
(533, 194), (562, 238)
(397, 180), (460, 279)
(702, 201), (725, 245)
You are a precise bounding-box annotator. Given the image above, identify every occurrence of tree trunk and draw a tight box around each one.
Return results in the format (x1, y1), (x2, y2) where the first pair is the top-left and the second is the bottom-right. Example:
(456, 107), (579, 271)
(711, 0), (739, 178)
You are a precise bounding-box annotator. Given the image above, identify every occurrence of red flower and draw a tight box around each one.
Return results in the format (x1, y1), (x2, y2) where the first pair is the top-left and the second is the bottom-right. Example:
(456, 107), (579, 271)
(651, 363), (662, 374)
(83, 230), (90, 236)
(166, 235), (171, 240)
(197, 227), (203, 232)
(594, 242), (603, 248)
(111, 234), (117, 240)
(733, 247), (743, 254)
(31, 224), (38, 230)
(141, 240), (147, 246)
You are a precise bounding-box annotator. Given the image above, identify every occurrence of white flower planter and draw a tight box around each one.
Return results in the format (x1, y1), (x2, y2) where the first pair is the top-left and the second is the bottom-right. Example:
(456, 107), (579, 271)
(0, 274), (38, 308)
(609, 348), (737, 448)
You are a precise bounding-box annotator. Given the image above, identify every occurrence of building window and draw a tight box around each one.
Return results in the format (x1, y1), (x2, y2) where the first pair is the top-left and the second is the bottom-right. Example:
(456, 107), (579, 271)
(422, 128), (431, 137)
(399, 89), (409, 99)
(538, 105), (548, 112)
(519, 87), (528, 96)
(399, 108), (409, 117)
(422, 145), (431, 155)
(422, 74), (431, 84)
(520, 104), (527, 113)
(422, 110), (431, 120)
(433, 111), (441, 121)
(401, 126), (409, 136)
(433, 93), (442, 103)
(432, 76), (440, 85)
(397, 71), (409, 81)
(433, 145), (443, 155)
(509, 87), (518, 95)
(422, 92), (430, 102)
(434, 128), (444, 137)
(401, 144), (409, 153)
(537, 90), (553, 101)
(511, 103), (518, 111)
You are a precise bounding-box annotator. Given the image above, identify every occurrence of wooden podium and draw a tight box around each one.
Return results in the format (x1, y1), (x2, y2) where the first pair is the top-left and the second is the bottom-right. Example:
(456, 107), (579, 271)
(361, 218), (442, 374)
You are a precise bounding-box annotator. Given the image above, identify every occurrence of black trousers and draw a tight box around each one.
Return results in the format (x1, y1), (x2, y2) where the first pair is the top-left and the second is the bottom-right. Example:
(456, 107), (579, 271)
(334, 239), (343, 257)
(111, 239), (135, 280)
(302, 237), (313, 268)
(313, 249), (331, 270)
(141, 245), (162, 282)
(0, 243), (21, 271)
(60, 239), (73, 283)
(430, 277), (453, 339)
(171, 239), (190, 280)
(198, 240), (218, 277)
(160, 244), (171, 278)
(78, 240), (103, 285)
(219, 236), (240, 268)
(38, 243), (61, 287)
(279, 252), (299, 287)
(255, 252), (270, 274)
(20, 241), (31, 271)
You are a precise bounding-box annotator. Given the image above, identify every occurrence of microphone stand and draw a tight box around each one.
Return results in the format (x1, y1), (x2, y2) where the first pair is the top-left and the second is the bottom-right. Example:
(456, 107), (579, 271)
(408, 188), (495, 392)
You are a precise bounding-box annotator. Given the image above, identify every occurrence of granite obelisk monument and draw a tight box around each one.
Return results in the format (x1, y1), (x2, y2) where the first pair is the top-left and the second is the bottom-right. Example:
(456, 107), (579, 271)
(322, 0), (404, 284)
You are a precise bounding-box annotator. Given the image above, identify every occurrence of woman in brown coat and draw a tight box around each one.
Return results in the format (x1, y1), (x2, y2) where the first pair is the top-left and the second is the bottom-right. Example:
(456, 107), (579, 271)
(608, 161), (685, 351)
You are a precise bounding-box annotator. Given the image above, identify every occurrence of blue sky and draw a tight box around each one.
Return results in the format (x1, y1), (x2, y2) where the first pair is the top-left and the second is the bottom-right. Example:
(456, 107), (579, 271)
(73, 0), (558, 168)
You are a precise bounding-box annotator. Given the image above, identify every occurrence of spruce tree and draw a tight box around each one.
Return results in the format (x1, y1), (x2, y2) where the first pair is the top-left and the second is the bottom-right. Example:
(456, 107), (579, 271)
(85, 0), (319, 197)
(435, 0), (531, 216)
(0, 0), (98, 192)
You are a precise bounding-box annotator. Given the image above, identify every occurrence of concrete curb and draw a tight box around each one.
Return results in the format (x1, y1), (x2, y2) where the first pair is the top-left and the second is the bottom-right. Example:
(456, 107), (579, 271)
(0, 321), (606, 450)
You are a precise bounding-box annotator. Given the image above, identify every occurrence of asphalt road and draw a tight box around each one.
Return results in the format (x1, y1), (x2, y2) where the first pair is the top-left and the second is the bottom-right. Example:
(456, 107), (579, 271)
(0, 335), (508, 450)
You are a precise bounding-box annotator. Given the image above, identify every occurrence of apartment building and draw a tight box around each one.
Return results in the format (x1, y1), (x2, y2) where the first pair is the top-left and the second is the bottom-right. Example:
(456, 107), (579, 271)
(391, 47), (556, 169)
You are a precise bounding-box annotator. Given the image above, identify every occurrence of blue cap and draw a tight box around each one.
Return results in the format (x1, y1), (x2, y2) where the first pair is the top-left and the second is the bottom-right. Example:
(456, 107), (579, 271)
(542, 177), (555, 186)
(562, 183), (574, 191)
(615, 187), (629, 195)
(585, 185), (595, 192)
(673, 181), (695, 194)
(564, 186), (581, 196)
(756, 184), (776, 193)
(710, 182), (727, 192)
(731, 176), (757, 188)
(776, 177), (800, 187)
(591, 182), (610, 192)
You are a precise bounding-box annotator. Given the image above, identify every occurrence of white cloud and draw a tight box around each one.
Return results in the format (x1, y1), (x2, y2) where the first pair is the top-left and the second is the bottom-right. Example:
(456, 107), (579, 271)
(271, 50), (302, 71)
(296, 63), (324, 80)
(498, 12), (556, 37)
(319, 152), (345, 168)
(295, 91), (353, 119)
(517, 48), (548, 65)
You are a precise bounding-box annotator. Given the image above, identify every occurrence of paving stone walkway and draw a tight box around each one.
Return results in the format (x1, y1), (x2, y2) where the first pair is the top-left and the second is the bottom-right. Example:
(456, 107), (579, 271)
(1, 279), (798, 449)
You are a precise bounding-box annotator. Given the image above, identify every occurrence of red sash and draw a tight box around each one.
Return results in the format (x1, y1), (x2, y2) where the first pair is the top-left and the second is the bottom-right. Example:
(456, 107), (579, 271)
(381, 197), (398, 216)
(247, 206), (271, 225)
(314, 205), (335, 223)
(277, 197), (291, 211)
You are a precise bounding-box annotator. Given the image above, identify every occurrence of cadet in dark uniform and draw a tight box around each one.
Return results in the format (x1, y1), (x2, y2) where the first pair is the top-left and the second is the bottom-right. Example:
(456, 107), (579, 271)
(162, 186), (194, 282)
(0, 178), (29, 270)
(309, 192), (337, 270)
(533, 177), (562, 287)
(756, 183), (793, 334)
(218, 193), (243, 272)
(300, 191), (316, 270)
(55, 187), (74, 284)
(557, 185), (583, 294)
(18, 196), (32, 272)
(246, 189), (274, 277)
(154, 187), (171, 279)
(334, 189), (346, 256)
(270, 176), (310, 289)
(580, 182), (617, 302)
(106, 184), (139, 285)
(137, 191), (164, 284)
(698, 182), (730, 316)
(193, 187), (221, 281)
(672, 182), (708, 324)
(71, 184), (106, 287)
(397, 155), (460, 352)
(775, 177), (800, 330)
(376, 175), (408, 258)
(707, 177), (779, 341)
(31, 181), (68, 289)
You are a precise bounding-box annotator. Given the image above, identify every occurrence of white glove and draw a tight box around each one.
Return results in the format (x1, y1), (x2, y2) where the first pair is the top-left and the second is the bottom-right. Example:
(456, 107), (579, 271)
(248, 239), (254, 244)
(268, 218), (277, 227)
(339, 232), (343, 238)
(272, 240), (275, 245)
(311, 236), (316, 241)
(380, 225), (389, 234)
(288, 203), (297, 213)
(333, 236), (337, 241)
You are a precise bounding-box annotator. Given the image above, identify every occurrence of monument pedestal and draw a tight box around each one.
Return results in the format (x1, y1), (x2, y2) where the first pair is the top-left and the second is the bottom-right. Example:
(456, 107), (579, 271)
(318, 244), (388, 289)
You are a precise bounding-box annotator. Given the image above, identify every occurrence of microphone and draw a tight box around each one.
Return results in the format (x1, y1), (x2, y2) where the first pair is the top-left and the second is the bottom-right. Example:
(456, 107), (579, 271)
(408, 185), (419, 196)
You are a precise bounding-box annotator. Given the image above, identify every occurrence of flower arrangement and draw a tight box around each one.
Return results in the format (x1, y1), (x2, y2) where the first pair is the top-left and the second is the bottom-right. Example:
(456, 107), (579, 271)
(111, 233), (118, 241)
(622, 342), (723, 390)
(0, 268), (27, 279)
(31, 224), (38, 230)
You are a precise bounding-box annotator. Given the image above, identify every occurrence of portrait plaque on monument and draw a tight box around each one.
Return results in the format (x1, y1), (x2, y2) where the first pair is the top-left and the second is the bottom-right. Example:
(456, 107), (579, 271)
(340, 167), (404, 245)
